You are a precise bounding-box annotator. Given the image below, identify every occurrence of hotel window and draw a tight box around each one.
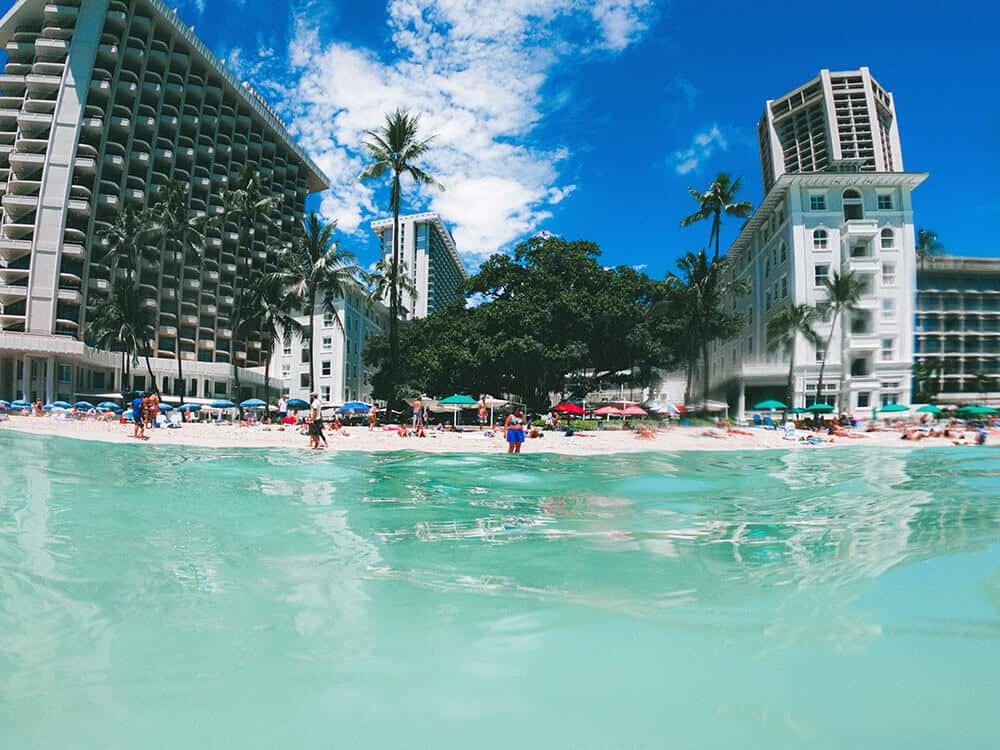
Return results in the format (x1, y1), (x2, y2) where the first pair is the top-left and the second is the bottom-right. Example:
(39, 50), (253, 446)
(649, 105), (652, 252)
(764, 257), (770, 276)
(809, 194), (826, 211)
(843, 189), (864, 221)
(814, 264), (829, 287)
(882, 298), (895, 320)
(877, 194), (893, 210)
(299, 373), (309, 388)
(57, 364), (72, 383)
(322, 336), (332, 352)
(323, 312), (335, 328)
(880, 228), (895, 249)
(881, 338), (894, 361)
(282, 334), (291, 355)
(300, 344), (310, 363)
(779, 242), (787, 263)
(321, 360), (331, 377)
(765, 291), (772, 310)
(813, 229), (828, 249)
(815, 345), (826, 364)
(281, 363), (290, 378)
(882, 262), (896, 286)
(321, 386), (330, 402)
(780, 274), (788, 299)
(857, 391), (871, 409)
(880, 383), (901, 407)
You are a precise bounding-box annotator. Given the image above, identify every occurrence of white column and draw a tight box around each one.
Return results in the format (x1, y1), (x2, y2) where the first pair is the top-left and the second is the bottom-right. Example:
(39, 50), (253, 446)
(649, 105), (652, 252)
(22, 354), (30, 401)
(45, 356), (55, 404)
(737, 381), (746, 422)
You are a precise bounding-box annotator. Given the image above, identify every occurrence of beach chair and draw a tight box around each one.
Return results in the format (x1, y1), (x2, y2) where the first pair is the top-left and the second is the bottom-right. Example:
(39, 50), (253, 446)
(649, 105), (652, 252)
(763, 416), (777, 430)
(752, 414), (763, 426)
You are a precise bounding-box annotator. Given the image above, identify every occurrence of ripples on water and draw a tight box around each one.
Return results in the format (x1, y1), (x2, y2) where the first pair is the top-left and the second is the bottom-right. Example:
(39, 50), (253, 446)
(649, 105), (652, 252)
(0, 432), (998, 749)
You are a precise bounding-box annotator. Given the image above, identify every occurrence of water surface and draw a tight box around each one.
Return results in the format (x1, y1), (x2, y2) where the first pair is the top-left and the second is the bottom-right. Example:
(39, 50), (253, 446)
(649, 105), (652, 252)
(1, 432), (998, 748)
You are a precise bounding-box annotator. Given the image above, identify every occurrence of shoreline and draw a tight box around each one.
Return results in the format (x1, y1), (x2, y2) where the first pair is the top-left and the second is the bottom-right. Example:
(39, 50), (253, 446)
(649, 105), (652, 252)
(0, 415), (991, 456)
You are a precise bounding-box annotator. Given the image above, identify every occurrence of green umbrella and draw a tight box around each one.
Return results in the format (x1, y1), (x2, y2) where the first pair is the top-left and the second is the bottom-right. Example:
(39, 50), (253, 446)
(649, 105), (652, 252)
(788, 407), (809, 415)
(439, 394), (478, 406)
(806, 403), (835, 413)
(752, 399), (787, 410)
(958, 405), (996, 416)
(916, 404), (942, 415)
(878, 403), (909, 414)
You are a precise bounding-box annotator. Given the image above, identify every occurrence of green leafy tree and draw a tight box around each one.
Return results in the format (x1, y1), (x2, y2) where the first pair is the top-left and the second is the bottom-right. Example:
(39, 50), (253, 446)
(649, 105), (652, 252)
(284, 212), (356, 392)
(916, 228), (944, 261)
(766, 304), (821, 408)
(912, 358), (944, 403)
(664, 250), (748, 403)
(815, 269), (866, 411)
(224, 164), (277, 279)
(359, 109), (443, 398)
(361, 256), (416, 316)
(97, 206), (159, 283)
(87, 279), (157, 395)
(680, 173), (754, 260)
(253, 273), (303, 398)
(149, 180), (214, 403)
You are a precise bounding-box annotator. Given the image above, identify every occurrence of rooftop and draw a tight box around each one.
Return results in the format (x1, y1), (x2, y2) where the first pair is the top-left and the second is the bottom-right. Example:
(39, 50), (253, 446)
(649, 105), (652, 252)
(371, 211), (467, 279)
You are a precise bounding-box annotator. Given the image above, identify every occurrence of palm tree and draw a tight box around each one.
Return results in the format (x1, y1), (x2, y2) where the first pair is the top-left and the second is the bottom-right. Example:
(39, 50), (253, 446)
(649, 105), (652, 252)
(150, 180), (214, 404)
(87, 279), (156, 396)
(912, 358), (944, 402)
(680, 173), (754, 260)
(972, 370), (995, 405)
(359, 108), (443, 397)
(665, 250), (748, 403)
(284, 212), (356, 392)
(766, 304), (821, 409)
(361, 256), (416, 315)
(916, 228), (945, 269)
(253, 274), (303, 399)
(97, 206), (159, 283)
(814, 269), (866, 411)
(224, 164), (276, 279)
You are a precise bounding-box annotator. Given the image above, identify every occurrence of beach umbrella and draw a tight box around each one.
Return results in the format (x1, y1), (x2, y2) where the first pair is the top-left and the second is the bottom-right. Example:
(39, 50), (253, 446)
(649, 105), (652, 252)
(52, 400), (72, 409)
(805, 403), (835, 414)
(958, 405), (996, 417)
(210, 399), (235, 409)
(622, 405), (648, 416)
(97, 401), (120, 410)
(0, 400), (8, 409)
(788, 407), (808, 414)
(158, 403), (174, 412)
(337, 400), (371, 413)
(479, 395), (507, 425)
(123, 410), (134, 420)
(177, 403), (201, 412)
(439, 394), (478, 406)
(11, 399), (30, 409)
(752, 399), (787, 410)
(75, 401), (95, 410)
(593, 405), (623, 416)
(286, 398), (309, 410)
(42, 404), (54, 412)
(240, 398), (267, 409)
(877, 403), (909, 414)
(554, 403), (585, 416)
(916, 404), (942, 415)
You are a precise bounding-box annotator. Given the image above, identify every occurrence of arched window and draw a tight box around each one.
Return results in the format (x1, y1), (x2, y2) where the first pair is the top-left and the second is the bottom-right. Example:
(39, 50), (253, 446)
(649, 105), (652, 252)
(880, 228), (894, 249)
(813, 229), (828, 249)
(843, 189), (864, 221)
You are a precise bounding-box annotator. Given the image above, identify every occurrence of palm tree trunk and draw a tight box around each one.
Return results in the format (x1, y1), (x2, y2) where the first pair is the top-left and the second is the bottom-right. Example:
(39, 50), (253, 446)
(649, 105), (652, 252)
(786, 347), (796, 408)
(307, 287), (317, 392)
(388, 176), (401, 405)
(121, 349), (127, 397)
(815, 311), (838, 405)
(684, 354), (694, 405)
(144, 342), (154, 385)
(713, 209), (721, 261)
(264, 350), (271, 401)
(174, 258), (185, 404)
(838, 313), (849, 414)
(701, 342), (710, 403)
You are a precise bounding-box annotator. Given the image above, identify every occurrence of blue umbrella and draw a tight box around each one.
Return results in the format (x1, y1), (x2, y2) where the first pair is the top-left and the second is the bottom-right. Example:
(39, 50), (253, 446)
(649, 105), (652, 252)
(286, 398), (309, 410)
(0, 400), (9, 408)
(42, 404), (54, 412)
(158, 403), (174, 412)
(337, 400), (371, 413)
(11, 399), (30, 409)
(123, 410), (134, 420)
(75, 401), (96, 410)
(97, 401), (120, 410)
(210, 399), (235, 409)
(240, 398), (267, 408)
(177, 403), (201, 412)
(52, 400), (72, 409)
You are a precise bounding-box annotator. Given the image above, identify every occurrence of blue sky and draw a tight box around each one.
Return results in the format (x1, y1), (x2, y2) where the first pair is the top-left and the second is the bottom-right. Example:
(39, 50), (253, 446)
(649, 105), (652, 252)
(171, 0), (998, 275)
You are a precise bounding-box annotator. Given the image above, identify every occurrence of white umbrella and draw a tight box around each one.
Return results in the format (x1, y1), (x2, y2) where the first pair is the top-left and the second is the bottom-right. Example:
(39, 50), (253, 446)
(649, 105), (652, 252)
(481, 394), (508, 425)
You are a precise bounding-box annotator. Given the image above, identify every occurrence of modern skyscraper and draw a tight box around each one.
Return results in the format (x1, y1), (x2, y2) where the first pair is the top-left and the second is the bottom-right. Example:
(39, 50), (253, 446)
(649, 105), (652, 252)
(758, 67), (903, 195)
(370, 211), (466, 318)
(0, 0), (327, 403)
(914, 256), (1000, 406)
(706, 69), (927, 419)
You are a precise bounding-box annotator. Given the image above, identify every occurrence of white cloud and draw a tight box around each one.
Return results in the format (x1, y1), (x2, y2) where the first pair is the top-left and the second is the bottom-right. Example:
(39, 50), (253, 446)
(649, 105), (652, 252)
(234, 0), (656, 262)
(672, 124), (728, 175)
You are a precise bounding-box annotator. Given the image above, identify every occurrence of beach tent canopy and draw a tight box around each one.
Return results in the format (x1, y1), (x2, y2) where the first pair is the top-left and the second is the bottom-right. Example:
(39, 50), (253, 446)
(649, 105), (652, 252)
(439, 394), (478, 406)
(916, 404), (942, 414)
(337, 401), (371, 412)
(554, 403), (585, 415)
(753, 399), (787, 410)
(878, 403), (909, 414)
(210, 400), (236, 409)
(593, 405), (623, 416)
(806, 403), (835, 413)
(240, 398), (267, 408)
(286, 398), (309, 410)
(622, 405), (648, 416)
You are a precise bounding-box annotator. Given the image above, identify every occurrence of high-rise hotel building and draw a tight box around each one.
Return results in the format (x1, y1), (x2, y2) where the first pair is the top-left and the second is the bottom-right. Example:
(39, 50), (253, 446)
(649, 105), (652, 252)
(705, 69), (927, 418)
(0, 0), (327, 404)
(370, 212), (466, 319)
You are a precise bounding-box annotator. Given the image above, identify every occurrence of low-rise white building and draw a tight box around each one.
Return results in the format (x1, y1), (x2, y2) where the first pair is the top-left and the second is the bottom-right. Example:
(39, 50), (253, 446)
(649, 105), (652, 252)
(273, 280), (388, 405)
(705, 171), (926, 419)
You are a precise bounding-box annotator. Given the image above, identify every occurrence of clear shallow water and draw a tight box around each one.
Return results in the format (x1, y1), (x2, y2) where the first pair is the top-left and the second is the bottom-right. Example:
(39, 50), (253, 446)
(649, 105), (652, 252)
(1, 433), (998, 749)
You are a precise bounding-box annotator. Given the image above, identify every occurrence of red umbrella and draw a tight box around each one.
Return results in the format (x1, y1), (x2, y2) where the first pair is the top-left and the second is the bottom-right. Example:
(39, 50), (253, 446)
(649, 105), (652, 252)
(622, 405), (648, 416)
(554, 403), (585, 416)
(593, 405), (624, 416)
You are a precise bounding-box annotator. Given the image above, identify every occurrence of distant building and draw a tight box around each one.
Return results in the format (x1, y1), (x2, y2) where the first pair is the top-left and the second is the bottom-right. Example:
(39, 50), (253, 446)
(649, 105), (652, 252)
(758, 67), (903, 194)
(274, 280), (388, 405)
(370, 211), (466, 318)
(0, 0), (327, 403)
(914, 256), (1000, 406)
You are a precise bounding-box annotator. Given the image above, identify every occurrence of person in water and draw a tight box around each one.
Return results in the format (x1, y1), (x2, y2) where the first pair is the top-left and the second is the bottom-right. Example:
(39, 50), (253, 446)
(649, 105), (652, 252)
(504, 406), (526, 454)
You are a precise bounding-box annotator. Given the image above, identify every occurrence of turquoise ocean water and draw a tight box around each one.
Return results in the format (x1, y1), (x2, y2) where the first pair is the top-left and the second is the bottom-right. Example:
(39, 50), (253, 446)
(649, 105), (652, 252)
(0, 431), (998, 749)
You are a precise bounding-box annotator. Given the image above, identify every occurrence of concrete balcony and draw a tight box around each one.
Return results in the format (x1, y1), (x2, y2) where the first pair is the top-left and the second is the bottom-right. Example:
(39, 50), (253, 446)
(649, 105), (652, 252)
(0, 238), (32, 263)
(87, 277), (111, 292)
(26, 74), (61, 96)
(0, 74), (26, 95)
(159, 325), (177, 337)
(34, 37), (69, 60)
(847, 334), (880, 351)
(2, 193), (37, 218)
(56, 288), (83, 305)
(62, 242), (85, 259)
(10, 152), (45, 178)
(845, 255), (879, 274)
(841, 219), (880, 238)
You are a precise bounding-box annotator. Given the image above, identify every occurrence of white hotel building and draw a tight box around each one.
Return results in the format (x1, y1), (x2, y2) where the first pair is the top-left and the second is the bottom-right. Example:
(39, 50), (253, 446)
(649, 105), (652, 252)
(705, 69), (927, 418)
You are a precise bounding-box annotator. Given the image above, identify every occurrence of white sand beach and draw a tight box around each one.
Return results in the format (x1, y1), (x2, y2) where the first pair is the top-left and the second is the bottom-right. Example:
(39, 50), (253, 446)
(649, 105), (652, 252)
(0, 414), (989, 454)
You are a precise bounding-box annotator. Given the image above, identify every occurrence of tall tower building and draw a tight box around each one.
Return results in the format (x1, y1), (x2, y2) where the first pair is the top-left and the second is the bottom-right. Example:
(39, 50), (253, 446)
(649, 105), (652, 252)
(370, 211), (466, 318)
(0, 0), (328, 404)
(758, 67), (903, 195)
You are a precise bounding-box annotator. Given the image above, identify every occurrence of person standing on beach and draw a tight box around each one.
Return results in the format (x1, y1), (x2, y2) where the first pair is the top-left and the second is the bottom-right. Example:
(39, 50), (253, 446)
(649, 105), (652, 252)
(368, 403), (377, 432)
(149, 390), (160, 429)
(478, 398), (488, 431)
(278, 395), (287, 422)
(412, 397), (422, 428)
(504, 406), (526, 454)
(131, 394), (144, 439)
(308, 393), (327, 450)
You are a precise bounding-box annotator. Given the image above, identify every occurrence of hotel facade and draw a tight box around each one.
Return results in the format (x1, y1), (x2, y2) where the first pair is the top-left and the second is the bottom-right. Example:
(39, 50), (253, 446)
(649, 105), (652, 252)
(0, 0), (327, 403)
(706, 69), (927, 418)
(370, 211), (466, 319)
